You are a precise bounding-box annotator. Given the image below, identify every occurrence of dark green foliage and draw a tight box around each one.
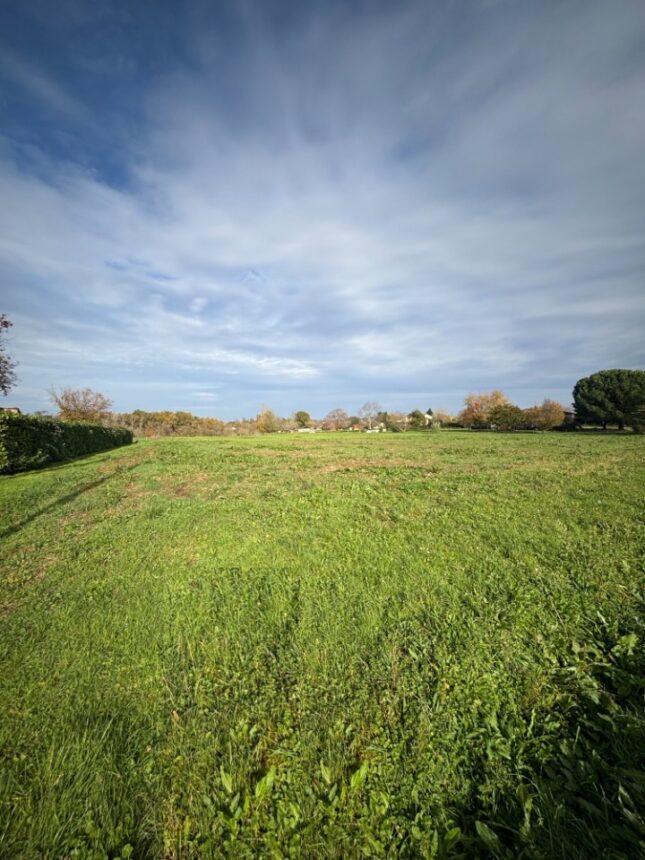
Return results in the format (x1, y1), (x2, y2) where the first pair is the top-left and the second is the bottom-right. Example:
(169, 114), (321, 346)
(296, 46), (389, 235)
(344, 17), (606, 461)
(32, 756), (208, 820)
(407, 409), (427, 430)
(489, 403), (526, 430)
(522, 619), (645, 858)
(470, 417), (491, 430)
(573, 369), (645, 431)
(0, 413), (133, 473)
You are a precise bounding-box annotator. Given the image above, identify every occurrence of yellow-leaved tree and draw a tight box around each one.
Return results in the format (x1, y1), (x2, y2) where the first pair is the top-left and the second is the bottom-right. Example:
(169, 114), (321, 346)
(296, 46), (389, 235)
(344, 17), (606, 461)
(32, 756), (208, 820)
(459, 390), (509, 427)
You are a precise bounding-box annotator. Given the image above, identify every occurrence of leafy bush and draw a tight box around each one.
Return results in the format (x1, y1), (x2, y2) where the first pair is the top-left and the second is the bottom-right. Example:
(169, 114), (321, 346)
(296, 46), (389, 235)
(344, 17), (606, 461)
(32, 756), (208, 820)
(489, 403), (526, 430)
(0, 414), (133, 474)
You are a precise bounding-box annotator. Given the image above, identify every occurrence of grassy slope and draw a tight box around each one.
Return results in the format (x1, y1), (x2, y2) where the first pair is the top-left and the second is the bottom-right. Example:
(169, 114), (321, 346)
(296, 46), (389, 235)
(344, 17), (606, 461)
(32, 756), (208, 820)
(0, 432), (644, 859)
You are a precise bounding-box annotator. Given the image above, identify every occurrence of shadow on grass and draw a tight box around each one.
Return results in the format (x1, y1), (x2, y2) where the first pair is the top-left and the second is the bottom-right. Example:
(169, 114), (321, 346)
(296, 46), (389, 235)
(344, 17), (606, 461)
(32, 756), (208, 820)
(0, 462), (142, 540)
(1, 442), (140, 478)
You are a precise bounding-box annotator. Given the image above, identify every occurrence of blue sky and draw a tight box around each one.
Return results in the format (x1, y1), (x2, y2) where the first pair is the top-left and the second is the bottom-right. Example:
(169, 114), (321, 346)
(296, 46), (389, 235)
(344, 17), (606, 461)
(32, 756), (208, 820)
(1, 0), (644, 419)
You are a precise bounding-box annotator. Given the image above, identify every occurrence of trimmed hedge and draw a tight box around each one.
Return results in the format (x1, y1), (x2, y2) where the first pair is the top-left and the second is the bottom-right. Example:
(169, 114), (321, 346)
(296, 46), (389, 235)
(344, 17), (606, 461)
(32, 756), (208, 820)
(0, 414), (133, 474)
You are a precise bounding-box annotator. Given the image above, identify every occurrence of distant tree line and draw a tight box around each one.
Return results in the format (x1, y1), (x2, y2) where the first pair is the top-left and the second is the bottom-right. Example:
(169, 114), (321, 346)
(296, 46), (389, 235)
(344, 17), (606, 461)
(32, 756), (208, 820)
(25, 374), (645, 436)
(106, 409), (228, 436)
(457, 392), (567, 431)
(1, 316), (642, 435)
(454, 371), (644, 432)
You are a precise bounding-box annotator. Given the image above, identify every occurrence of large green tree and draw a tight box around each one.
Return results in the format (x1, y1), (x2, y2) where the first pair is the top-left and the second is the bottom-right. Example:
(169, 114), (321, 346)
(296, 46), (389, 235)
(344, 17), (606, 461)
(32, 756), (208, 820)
(573, 369), (645, 431)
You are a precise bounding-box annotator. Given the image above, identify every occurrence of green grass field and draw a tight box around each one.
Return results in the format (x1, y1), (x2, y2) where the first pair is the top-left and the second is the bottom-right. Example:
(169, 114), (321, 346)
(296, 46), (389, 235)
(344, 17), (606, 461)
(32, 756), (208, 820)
(1, 431), (644, 858)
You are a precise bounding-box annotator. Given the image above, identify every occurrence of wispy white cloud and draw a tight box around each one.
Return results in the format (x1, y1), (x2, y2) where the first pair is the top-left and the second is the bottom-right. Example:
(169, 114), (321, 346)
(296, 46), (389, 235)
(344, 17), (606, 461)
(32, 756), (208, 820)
(1, 0), (644, 416)
(0, 49), (85, 117)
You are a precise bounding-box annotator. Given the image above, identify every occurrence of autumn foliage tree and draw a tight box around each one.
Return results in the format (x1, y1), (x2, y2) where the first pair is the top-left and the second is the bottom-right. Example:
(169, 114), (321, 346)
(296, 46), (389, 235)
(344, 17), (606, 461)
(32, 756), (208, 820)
(524, 399), (566, 430)
(256, 407), (281, 434)
(459, 390), (509, 428)
(111, 410), (226, 437)
(50, 387), (112, 423)
(432, 410), (455, 426)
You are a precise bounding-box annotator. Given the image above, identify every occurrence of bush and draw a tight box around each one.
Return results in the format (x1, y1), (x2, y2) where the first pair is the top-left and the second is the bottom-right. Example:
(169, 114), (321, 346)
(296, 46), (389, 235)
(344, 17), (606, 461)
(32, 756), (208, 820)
(489, 403), (526, 431)
(0, 414), (133, 474)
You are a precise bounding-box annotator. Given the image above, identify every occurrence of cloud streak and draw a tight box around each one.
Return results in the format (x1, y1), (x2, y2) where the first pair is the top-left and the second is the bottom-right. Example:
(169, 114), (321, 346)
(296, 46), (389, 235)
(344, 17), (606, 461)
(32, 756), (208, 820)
(1, 0), (644, 417)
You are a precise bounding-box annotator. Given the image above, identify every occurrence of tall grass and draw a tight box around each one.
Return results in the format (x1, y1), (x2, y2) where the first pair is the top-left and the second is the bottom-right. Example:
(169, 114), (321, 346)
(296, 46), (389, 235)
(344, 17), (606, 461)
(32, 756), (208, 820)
(1, 432), (643, 857)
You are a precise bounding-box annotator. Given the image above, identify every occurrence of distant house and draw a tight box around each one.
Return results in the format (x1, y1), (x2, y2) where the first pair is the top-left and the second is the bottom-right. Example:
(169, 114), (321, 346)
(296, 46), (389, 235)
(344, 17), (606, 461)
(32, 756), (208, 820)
(563, 410), (576, 425)
(0, 406), (21, 415)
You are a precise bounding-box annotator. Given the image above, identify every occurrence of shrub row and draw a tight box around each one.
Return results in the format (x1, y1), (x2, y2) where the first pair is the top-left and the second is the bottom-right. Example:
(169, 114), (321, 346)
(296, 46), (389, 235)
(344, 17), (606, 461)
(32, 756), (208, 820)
(0, 414), (133, 474)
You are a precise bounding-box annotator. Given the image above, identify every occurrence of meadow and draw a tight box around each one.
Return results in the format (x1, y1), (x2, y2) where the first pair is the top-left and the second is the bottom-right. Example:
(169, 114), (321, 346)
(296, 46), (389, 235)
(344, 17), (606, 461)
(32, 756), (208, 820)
(0, 431), (643, 859)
